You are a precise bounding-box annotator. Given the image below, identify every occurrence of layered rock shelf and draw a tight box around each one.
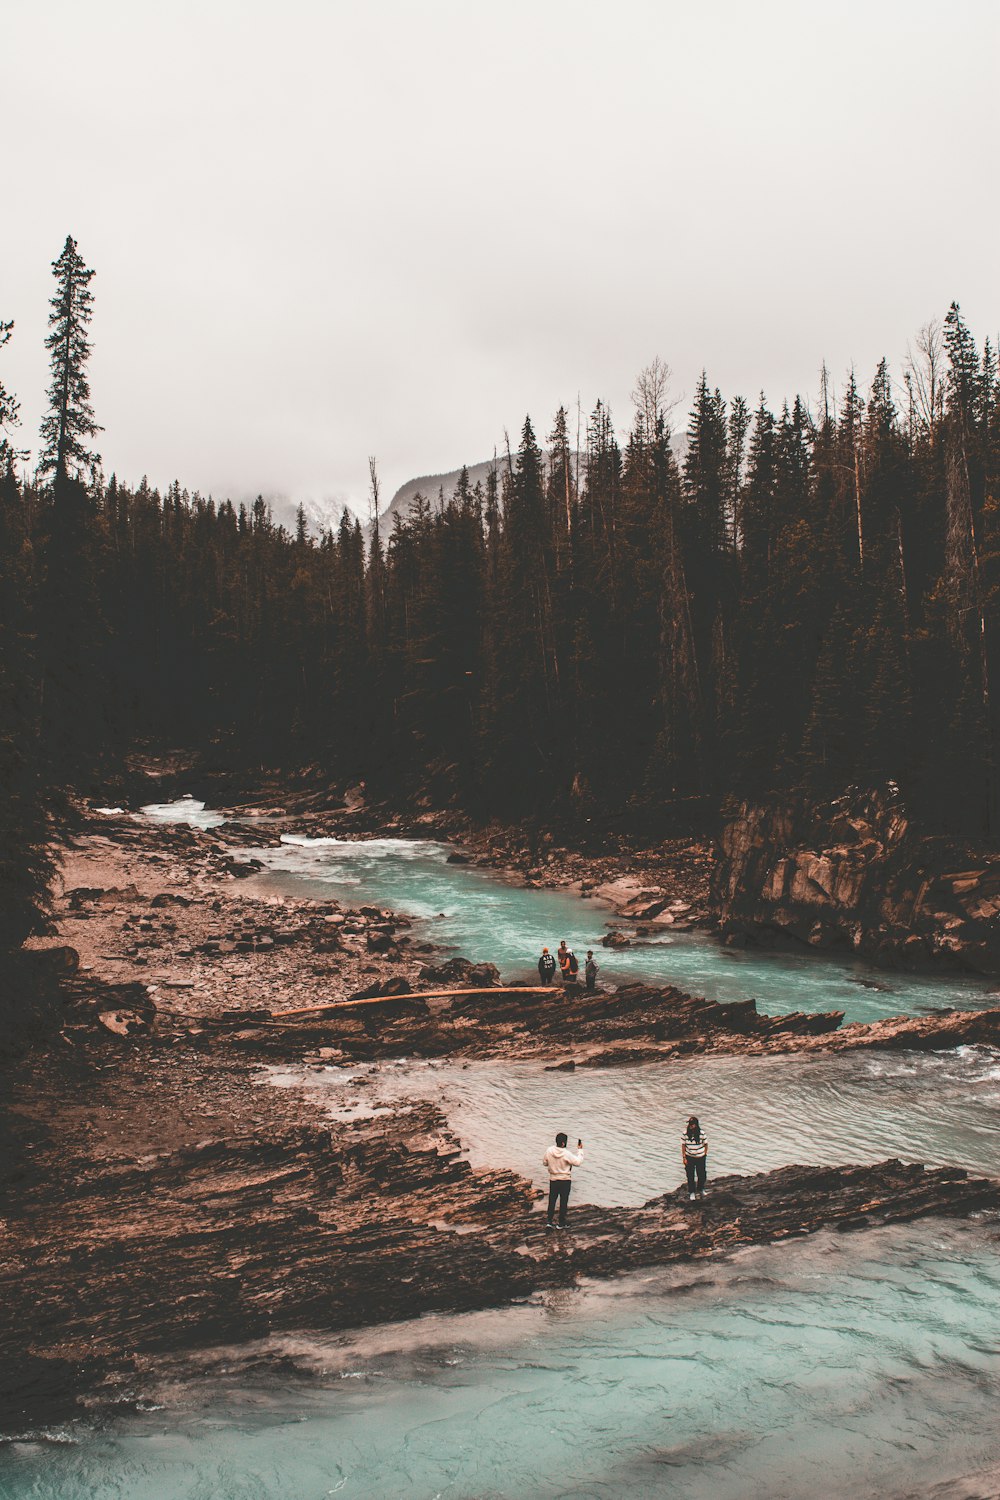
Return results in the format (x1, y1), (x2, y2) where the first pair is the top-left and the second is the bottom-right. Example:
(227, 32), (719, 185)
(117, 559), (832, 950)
(3, 1096), (995, 1429)
(715, 785), (1000, 974)
(205, 977), (1000, 1067)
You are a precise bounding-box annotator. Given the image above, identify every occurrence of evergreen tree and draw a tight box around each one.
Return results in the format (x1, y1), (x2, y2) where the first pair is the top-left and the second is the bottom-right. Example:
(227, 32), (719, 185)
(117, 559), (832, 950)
(0, 383), (62, 959)
(7, 246), (1000, 840)
(0, 320), (21, 466)
(38, 236), (101, 485)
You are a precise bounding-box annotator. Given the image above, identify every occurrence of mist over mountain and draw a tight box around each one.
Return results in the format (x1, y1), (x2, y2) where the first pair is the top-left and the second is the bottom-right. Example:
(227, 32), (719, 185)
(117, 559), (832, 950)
(378, 435), (687, 536)
(257, 493), (354, 537)
(377, 459), (501, 536)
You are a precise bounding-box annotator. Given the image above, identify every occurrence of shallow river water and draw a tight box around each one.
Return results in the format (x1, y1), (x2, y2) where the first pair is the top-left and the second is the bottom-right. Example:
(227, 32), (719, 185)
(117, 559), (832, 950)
(5, 1220), (1000, 1500)
(14, 802), (993, 1496)
(252, 831), (998, 1026)
(272, 1044), (1000, 1204)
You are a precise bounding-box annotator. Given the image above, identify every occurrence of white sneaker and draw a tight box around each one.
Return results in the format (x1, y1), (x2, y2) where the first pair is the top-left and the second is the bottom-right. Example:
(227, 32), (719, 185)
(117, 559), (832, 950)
(689, 1193), (696, 1201)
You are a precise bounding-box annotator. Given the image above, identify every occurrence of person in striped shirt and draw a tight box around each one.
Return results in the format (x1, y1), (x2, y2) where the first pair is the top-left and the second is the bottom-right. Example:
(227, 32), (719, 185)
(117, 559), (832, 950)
(681, 1116), (708, 1200)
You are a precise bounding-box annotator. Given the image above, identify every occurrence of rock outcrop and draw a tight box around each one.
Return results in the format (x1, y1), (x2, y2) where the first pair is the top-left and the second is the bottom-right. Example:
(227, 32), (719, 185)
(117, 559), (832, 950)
(714, 785), (1000, 974)
(207, 975), (1000, 1067)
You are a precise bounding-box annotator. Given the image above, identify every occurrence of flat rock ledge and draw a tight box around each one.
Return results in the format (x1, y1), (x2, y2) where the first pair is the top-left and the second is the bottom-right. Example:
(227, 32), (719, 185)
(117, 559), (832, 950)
(212, 980), (1000, 1067)
(2, 1109), (996, 1430)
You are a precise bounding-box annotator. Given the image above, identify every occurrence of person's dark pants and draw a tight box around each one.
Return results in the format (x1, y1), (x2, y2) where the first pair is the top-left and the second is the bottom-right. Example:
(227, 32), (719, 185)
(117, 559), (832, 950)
(685, 1157), (707, 1193)
(547, 1180), (571, 1224)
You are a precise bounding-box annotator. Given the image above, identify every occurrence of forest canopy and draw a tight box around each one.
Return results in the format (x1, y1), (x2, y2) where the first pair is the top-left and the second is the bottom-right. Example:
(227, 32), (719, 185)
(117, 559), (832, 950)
(3, 239), (1000, 954)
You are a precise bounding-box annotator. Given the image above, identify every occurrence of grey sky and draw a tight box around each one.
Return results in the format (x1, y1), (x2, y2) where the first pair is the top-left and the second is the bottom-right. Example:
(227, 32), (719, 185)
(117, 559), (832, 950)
(3, 0), (998, 517)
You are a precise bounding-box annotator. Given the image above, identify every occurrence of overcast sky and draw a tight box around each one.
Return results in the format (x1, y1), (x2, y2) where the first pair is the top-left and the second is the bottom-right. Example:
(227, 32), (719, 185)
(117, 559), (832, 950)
(3, 0), (998, 518)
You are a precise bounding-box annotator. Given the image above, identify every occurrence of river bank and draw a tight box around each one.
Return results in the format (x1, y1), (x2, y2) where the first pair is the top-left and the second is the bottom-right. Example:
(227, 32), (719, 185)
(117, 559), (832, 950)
(110, 756), (1000, 973)
(103, 752), (718, 934)
(4, 801), (1000, 1434)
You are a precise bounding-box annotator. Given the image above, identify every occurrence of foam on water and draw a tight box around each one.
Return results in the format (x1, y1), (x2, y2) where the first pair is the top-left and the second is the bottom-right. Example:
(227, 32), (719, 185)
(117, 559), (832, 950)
(140, 795), (227, 830)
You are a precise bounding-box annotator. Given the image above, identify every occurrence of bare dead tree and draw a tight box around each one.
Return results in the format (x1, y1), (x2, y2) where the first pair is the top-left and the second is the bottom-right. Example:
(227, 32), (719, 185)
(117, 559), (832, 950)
(904, 320), (945, 435)
(631, 355), (678, 440)
(819, 361), (834, 425)
(367, 455), (381, 527)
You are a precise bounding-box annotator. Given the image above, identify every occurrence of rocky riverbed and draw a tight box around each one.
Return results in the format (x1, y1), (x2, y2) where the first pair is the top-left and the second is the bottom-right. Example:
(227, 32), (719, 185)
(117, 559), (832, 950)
(4, 801), (1000, 1433)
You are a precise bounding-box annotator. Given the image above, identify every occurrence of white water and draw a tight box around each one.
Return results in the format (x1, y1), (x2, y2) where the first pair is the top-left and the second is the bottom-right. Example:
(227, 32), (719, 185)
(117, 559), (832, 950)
(140, 795), (227, 829)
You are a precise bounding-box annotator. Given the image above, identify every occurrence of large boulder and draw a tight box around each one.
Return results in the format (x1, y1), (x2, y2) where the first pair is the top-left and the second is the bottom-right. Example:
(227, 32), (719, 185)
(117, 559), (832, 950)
(417, 957), (501, 988)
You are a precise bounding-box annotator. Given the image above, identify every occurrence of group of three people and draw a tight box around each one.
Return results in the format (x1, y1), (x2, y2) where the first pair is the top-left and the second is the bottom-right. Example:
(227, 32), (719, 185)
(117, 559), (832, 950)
(538, 941), (599, 991)
(542, 1116), (708, 1228)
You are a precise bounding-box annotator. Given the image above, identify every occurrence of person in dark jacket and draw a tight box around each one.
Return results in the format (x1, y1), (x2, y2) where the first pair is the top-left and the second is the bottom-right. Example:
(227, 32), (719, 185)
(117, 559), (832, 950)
(538, 947), (557, 984)
(585, 951), (599, 991)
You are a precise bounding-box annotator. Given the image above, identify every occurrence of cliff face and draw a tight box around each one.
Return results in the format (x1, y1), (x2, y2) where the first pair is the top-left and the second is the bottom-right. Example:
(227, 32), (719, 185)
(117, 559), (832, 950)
(713, 787), (1000, 974)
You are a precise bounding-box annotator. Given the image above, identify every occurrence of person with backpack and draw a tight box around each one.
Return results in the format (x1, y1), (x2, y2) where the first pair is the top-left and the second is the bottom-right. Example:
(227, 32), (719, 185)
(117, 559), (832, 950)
(538, 947), (557, 985)
(558, 942), (578, 984)
(584, 951), (599, 991)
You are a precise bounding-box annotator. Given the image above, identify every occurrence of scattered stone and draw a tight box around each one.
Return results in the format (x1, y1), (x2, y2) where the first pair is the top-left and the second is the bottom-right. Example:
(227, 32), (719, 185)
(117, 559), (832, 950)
(97, 1009), (150, 1037)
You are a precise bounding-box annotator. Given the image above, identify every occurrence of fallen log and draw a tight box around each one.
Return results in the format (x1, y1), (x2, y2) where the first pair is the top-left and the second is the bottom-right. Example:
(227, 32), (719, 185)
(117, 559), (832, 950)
(271, 985), (556, 1019)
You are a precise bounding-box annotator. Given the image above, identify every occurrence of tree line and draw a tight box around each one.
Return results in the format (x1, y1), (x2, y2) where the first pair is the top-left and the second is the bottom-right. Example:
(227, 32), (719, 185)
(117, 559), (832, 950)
(3, 236), (1000, 952)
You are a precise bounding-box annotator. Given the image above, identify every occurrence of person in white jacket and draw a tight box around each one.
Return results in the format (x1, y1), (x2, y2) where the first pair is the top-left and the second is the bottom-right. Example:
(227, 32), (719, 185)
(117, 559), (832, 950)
(543, 1133), (585, 1228)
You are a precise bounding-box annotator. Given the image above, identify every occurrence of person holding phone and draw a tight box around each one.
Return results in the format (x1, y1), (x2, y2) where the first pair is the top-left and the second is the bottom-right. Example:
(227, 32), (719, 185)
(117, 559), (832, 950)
(542, 1132), (585, 1229)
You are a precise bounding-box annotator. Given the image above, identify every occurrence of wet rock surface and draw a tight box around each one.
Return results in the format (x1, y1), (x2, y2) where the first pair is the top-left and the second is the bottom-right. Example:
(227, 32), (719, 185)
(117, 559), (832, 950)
(715, 785), (1000, 975)
(231, 981), (846, 1063)
(220, 977), (1000, 1068)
